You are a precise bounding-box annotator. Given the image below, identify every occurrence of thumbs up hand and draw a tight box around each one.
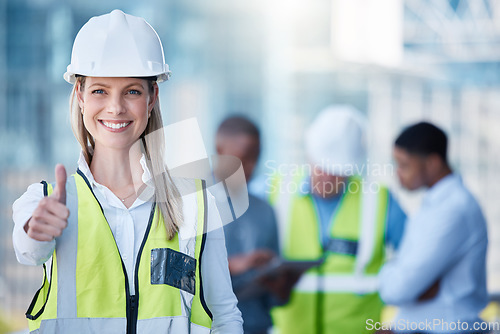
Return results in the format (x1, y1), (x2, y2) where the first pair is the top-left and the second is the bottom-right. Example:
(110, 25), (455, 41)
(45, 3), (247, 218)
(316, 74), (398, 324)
(25, 164), (70, 242)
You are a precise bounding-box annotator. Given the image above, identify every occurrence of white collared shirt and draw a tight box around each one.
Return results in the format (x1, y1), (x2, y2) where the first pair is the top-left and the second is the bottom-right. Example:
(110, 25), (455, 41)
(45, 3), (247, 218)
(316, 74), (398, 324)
(12, 152), (243, 333)
(378, 174), (488, 333)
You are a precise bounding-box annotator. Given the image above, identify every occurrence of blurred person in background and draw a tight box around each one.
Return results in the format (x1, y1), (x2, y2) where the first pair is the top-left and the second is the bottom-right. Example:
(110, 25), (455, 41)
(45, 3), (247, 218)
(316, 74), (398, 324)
(216, 116), (281, 334)
(11, 10), (242, 333)
(379, 122), (489, 334)
(269, 105), (407, 334)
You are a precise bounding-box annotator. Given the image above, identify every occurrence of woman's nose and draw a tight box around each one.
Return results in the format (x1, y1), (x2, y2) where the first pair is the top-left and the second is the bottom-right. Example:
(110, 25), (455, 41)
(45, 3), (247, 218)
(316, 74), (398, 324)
(106, 95), (126, 115)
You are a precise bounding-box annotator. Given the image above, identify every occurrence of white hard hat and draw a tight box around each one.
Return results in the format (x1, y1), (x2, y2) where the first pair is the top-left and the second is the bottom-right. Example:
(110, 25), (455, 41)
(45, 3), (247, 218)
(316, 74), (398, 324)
(64, 9), (171, 84)
(305, 105), (367, 176)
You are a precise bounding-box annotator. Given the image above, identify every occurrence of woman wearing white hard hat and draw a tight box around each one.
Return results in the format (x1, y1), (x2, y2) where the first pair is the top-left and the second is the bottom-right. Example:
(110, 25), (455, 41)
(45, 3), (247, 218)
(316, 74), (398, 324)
(12, 10), (243, 333)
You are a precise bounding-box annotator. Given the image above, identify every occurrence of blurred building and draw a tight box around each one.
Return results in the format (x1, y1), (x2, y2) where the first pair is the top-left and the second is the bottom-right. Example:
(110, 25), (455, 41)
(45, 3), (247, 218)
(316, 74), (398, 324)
(1, 0), (499, 328)
(259, 0), (500, 294)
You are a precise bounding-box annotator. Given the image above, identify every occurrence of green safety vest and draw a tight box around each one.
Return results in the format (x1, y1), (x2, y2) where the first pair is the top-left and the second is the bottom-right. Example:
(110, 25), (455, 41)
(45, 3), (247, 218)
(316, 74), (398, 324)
(270, 175), (389, 334)
(26, 170), (213, 334)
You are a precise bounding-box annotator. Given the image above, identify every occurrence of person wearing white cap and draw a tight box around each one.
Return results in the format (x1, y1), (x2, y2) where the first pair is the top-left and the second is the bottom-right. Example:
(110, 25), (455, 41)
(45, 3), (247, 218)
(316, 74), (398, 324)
(269, 105), (407, 334)
(12, 10), (242, 333)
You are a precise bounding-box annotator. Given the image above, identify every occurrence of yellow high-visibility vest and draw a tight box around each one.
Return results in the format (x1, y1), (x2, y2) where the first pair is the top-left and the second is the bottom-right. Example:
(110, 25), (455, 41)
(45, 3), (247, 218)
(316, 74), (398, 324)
(271, 175), (389, 334)
(26, 170), (212, 333)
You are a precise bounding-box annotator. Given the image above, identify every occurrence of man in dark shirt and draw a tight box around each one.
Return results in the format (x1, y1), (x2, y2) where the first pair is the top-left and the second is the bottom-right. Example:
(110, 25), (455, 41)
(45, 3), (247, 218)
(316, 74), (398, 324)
(216, 116), (280, 334)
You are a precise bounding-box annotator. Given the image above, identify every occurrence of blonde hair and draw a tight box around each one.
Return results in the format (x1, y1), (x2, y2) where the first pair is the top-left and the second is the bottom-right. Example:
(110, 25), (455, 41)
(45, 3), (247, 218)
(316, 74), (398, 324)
(69, 76), (183, 240)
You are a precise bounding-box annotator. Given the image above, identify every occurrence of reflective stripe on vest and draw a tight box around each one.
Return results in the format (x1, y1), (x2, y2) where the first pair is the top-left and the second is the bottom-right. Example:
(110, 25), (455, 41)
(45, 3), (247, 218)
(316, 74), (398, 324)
(26, 171), (212, 333)
(29, 319), (210, 334)
(294, 273), (379, 294)
(270, 175), (389, 334)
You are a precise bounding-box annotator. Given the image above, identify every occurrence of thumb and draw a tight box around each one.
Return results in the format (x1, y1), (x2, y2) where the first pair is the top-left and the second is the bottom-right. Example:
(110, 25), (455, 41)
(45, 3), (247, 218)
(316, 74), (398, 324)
(52, 164), (67, 204)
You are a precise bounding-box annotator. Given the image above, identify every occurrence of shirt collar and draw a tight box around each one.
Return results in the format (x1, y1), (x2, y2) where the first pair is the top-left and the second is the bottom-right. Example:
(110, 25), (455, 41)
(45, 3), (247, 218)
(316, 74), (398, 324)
(77, 151), (155, 205)
(422, 173), (461, 206)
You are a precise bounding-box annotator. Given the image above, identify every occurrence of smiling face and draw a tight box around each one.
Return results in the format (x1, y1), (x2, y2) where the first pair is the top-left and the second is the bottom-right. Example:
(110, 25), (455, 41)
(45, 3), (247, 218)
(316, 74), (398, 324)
(76, 77), (158, 152)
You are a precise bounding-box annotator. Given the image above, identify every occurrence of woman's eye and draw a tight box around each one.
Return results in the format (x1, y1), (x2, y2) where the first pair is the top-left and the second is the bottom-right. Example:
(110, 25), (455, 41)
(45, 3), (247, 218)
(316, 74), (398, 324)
(92, 89), (104, 94)
(128, 90), (142, 95)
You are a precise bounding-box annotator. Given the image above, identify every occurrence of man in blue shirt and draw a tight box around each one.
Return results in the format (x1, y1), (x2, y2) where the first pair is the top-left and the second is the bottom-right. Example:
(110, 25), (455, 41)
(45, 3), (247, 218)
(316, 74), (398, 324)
(379, 122), (489, 334)
(216, 116), (281, 334)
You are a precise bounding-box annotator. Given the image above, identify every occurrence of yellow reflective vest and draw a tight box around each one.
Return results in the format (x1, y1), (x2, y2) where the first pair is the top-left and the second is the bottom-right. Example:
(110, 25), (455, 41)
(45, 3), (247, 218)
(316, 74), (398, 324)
(270, 176), (389, 334)
(26, 170), (212, 333)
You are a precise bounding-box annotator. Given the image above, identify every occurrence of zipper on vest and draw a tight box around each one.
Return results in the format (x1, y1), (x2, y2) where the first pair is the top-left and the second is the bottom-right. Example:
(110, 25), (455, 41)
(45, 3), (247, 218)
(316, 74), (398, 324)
(123, 263), (134, 334)
(128, 203), (155, 334)
(128, 294), (137, 333)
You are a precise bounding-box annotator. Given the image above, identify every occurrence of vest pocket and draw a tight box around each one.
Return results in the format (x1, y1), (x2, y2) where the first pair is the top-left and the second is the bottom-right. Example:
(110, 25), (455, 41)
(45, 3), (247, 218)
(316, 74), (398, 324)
(151, 248), (196, 295)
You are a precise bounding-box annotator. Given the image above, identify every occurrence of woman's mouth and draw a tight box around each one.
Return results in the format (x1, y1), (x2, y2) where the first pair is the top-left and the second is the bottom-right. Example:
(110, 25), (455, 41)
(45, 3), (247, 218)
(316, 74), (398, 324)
(99, 120), (132, 131)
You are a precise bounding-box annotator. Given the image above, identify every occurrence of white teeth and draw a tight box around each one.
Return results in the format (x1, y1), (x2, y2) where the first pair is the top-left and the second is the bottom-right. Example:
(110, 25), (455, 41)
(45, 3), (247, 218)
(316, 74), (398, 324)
(102, 121), (130, 129)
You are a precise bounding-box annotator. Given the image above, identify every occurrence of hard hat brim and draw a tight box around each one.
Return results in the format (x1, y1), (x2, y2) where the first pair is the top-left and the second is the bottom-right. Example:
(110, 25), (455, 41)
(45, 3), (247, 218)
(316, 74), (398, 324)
(63, 71), (171, 84)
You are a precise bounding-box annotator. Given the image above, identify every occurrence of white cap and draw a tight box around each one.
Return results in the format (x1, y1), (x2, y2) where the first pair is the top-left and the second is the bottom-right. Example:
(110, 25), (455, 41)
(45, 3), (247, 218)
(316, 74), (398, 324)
(305, 105), (367, 176)
(64, 9), (171, 84)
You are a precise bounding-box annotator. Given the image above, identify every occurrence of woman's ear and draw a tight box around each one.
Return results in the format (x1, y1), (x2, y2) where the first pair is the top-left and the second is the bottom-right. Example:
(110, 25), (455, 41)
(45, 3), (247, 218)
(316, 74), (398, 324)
(76, 81), (85, 110)
(148, 82), (159, 113)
